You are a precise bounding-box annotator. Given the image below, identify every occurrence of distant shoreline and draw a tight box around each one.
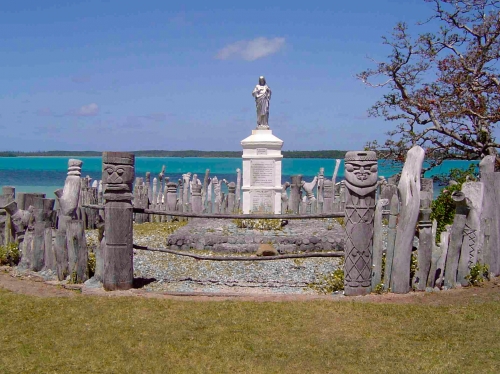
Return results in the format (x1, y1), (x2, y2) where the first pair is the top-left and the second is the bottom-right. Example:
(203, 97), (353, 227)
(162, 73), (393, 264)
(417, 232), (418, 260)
(0, 150), (349, 159)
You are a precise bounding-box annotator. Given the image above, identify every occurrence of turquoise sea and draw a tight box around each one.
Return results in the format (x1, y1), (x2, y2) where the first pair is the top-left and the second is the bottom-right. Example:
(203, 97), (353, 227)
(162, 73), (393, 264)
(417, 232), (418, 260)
(0, 156), (478, 198)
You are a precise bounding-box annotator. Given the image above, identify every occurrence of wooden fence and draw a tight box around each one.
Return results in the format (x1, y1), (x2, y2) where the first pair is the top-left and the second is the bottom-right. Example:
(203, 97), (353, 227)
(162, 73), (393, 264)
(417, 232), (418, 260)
(0, 149), (498, 295)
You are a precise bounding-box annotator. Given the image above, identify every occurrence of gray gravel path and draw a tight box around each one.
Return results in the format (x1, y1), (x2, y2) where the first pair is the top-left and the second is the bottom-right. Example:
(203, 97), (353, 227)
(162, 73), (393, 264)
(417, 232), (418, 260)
(84, 221), (345, 295)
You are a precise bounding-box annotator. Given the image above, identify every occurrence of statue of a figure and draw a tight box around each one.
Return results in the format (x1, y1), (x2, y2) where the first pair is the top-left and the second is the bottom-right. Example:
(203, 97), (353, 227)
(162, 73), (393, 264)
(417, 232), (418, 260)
(343, 151), (378, 296)
(252, 76), (272, 129)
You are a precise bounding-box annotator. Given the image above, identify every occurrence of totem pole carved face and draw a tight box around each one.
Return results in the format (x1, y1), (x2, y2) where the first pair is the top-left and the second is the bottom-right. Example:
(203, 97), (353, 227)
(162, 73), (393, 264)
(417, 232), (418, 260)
(344, 151), (378, 189)
(102, 152), (135, 193)
(103, 164), (134, 185)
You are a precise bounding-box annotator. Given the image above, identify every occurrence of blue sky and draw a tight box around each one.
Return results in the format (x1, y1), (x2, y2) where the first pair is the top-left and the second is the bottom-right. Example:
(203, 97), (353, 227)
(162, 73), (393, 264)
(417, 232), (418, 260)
(0, 0), (436, 152)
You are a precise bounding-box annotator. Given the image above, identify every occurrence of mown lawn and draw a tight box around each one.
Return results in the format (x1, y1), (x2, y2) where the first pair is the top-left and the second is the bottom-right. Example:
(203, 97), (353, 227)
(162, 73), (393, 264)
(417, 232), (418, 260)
(0, 287), (499, 373)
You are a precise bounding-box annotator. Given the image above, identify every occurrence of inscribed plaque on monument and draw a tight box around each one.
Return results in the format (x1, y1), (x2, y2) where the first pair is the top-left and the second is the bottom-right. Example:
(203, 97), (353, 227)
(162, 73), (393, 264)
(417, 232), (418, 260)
(256, 148), (267, 155)
(250, 190), (274, 213)
(250, 159), (274, 186)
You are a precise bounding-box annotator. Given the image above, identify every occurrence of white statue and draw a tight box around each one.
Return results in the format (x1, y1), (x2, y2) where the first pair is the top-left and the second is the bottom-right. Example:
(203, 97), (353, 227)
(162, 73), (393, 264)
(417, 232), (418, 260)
(252, 76), (272, 129)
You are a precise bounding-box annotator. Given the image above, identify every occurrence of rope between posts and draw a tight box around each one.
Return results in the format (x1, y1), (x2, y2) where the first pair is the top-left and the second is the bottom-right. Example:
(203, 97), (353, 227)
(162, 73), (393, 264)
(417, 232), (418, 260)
(83, 204), (345, 219)
(133, 244), (344, 261)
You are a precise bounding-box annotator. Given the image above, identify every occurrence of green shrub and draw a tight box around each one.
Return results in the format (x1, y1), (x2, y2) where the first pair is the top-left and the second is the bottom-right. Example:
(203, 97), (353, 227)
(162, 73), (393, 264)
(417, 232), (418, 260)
(410, 251), (418, 282)
(373, 283), (385, 294)
(307, 258), (344, 294)
(373, 252), (387, 294)
(466, 262), (490, 286)
(431, 165), (478, 242)
(0, 243), (20, 266)
(233, 218), (283, 231)
(334, 217), (345, 227)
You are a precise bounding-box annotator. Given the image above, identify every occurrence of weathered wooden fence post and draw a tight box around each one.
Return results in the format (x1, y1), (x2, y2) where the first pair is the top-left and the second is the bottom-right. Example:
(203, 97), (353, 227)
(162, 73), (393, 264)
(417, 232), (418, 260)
(192, 183), (203, 213)
(289, 175), (302, 214)
(202, 169), (210, 211)
(102, 152), (135, 291)
(323, 180), (333, 213)
(133, 178), (145, 224)
(317, 167), (324, 213)
(339, 181), (346, 212)
(166, 182), (178, 212)
(379, 181), (397, 202)
(67, 220), (88, 282)
(457, 182), (484, 286)
(281, 182), (290, 213)
(415, 185), (433, 291)
(235, 168), (241, 212)
(54, 159), (83, 280)
(227, 182), (236, 213)
(343, 151), (378, 296)
(479, 155), (500, 276)
(1, 186), (16, 245)
(444, 191), (469, 288)
(391, 146), (424, 294)
(182, 173), (191, 213)
(383, 194), (399, 291)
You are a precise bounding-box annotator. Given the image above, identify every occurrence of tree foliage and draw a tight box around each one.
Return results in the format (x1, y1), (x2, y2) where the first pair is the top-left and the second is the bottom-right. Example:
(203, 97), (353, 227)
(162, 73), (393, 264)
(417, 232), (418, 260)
(358, 0), (500, 170)
(430, 164), (478, 241)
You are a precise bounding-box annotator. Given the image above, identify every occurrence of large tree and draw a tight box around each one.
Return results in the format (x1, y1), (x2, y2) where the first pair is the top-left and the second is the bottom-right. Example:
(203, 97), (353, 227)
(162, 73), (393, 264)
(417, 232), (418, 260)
(358, 0), (500, 170)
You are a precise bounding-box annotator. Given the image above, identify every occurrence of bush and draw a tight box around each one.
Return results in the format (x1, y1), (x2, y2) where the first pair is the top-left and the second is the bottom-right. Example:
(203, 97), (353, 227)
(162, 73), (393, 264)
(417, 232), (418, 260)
(466, 262), (490, 286)
(0, 243), (20, 266)
(431, 165), (478, 242)
(233, 218), (283, 231)
(307, 258), (344, 294)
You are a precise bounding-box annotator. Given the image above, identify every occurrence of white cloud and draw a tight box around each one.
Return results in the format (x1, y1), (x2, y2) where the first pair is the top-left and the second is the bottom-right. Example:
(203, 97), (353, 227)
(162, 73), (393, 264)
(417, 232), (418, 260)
(72, 103), (99, 117)
(216, 37), (285, 61)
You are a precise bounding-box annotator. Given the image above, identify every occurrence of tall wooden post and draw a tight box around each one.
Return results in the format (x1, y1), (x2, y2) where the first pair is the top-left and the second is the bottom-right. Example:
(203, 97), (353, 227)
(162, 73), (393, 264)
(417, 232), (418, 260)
(227, 182), (236, 213)
(372, 198), (389, 290)
(102, 152), (135, 291)
(457, 182), (484, 286)
(479, 156), (500, 276)
(166, 182), (178, 212)
(322, 180), (333, 213)
(192, 183), (203, 213)
(1, 186), (16, 245)
(384, 194), (399, 291)
(289, 175), (302, 214)
(235, 169), (241, 211)
(416, 191), (433, 290)
(391, 146), (424, 294)
(444, 191), (469, 288)
(343, 151), (378, 296)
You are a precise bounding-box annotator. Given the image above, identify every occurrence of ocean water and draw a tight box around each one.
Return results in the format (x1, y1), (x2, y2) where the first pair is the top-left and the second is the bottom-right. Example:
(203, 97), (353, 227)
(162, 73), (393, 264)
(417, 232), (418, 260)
(0, 156), (478, 198)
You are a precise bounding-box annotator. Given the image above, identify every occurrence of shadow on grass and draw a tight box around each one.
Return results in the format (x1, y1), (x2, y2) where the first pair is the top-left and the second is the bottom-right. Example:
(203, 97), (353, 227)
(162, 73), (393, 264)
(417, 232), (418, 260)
(133, 277), (157, 289)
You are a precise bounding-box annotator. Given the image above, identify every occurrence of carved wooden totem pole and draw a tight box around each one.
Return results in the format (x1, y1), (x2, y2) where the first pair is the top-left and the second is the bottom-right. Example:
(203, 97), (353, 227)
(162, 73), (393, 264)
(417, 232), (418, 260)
(102, 152), (135, 291)
(343, 151), (378, 296)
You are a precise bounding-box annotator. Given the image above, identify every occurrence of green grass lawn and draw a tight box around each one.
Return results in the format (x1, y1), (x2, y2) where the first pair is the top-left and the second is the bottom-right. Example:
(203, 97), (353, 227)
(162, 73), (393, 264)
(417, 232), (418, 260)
(0, 287), (499, 373)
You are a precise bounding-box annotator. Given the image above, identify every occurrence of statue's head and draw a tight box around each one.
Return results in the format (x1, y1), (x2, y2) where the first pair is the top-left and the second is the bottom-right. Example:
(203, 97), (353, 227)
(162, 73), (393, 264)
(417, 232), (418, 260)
(102, 152), (135, 193)
(344, 151), (378, 188)
(259, 76), (266, 86)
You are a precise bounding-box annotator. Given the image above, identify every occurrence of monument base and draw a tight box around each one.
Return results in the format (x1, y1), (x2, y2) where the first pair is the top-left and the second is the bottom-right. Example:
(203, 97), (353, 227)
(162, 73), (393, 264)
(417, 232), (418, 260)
(241, 129), (284, 214)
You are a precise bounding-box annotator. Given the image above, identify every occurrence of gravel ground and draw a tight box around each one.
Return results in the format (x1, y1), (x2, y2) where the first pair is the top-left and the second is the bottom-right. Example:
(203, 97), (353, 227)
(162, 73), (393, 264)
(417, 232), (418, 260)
(132, 250), (342, 295)
(130, 224), (343, 295)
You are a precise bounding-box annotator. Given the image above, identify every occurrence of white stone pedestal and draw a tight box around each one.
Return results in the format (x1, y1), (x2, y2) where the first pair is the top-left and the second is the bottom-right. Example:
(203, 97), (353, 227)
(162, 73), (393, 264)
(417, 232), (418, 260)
(241, 129), (283, 214)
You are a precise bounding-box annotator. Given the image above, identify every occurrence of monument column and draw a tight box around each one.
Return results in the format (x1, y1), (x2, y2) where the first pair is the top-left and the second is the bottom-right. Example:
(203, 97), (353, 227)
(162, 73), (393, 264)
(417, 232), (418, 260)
(241, 76), (284, 214)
